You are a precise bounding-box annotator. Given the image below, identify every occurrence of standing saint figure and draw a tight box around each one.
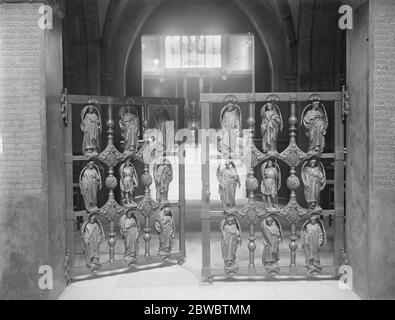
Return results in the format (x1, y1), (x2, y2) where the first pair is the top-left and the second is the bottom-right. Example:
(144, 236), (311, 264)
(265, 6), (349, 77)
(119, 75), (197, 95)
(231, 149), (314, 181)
(220, 214), (241, 272)
(119, 208), (140, 265)
(218, 102), (242, 155)
(302, 100), (328, 153)
(80, 105), (102, 156)
(217, 160), (241, 212)
(153, 157), (173, 203)
(301, 215), (326, 272)
(261, 216), (282, 268)
(119, 158), (139, 207)
(119, 105), (140, 153)
(154, 107), (170, 148)
(155, 205), (176, 256)
(261, 159), (281, 210)
(79, 161), (102, 212)
(301, 159), (326, 211)
(82, 211), (104, 272)
(260, 101), (283, 153)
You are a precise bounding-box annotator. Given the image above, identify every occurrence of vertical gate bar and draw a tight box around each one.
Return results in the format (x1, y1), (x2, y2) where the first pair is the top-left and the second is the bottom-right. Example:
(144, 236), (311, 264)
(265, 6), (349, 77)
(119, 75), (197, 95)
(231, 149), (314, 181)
(179, 158), (186, 256)
(248, 222), (256, 268)
(144, 214), (151, 257)
(334, 100), (345, 265)
(201, 102), (211, 278)
(106, 104), (117, 262)
(64, 95), (74, 280)
(289, 223), (297, 267)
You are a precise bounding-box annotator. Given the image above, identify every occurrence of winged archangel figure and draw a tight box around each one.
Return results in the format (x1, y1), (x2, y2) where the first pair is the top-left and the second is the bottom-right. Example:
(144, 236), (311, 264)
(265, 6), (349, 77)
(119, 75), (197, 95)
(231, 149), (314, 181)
(217, 160), (241, 212)
(302, 100), (328, 153)
(301, 158), (326, 211)
(80, 105), (102, 156)
(260, 100), (283, 154)
(119, 158), (139, 207)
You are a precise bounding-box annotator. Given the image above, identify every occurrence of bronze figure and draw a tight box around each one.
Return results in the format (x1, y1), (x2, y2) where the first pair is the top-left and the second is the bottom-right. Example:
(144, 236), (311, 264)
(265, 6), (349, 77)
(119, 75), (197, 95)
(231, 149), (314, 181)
(119, 208), (140, 265)
(155, 205), (176, 256)
(153, 157), (173, 203)
(301, 215), (326, 272)
(302, 100), (328, 153)
(261, 159), (281, 210)
(218, 102), (242, 154)
(82, 211), (104, 272)
(79, 161), (102, 212)
(154, 107), (170, 147)
(119, 158), (139, 207)
(301, 159), (326, 211)
(81, 105), (102, 156)
(261, 216), (282, 268)
(220, 214), (241, 272)
(217, 160), (241, 212)
(260, 101), (283, 154)
(119, 105), (140, 153)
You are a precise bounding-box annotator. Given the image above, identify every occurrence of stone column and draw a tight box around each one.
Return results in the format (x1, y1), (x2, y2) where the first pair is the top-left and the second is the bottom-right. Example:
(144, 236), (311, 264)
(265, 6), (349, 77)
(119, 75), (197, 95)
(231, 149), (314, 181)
(347, 0), (395, 299)
(0, 2), (64, 299)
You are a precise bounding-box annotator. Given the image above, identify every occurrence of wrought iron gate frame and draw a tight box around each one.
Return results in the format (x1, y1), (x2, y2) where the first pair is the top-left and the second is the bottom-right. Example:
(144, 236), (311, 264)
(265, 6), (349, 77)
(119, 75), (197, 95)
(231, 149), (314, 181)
(63, 92), (186, 283)
(200, 91), (347, 282)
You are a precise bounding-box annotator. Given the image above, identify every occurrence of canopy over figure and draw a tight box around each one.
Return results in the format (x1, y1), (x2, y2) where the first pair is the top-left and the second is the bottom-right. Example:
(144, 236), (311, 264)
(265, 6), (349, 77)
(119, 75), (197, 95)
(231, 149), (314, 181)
(218, 102), (242, 155)
(217, 160), (241, 212)
(261, 159), (281, 211)
(153, 157), (173, 203)
(301, 158), (326, 212)
(80, 105), (102, 156)
(302, 99), (328, 153)
(260, 100), (283, 154)
(155, 205), (176, 256)
(154, 107), (170, 149)
(119, 105), (140, 154)
(301, 215), (326, 273)
(261, 216), (283, 270)
(119, 158), (139, 207)
(119, 208), (140, 265)
(81, 211), (104, 272)
(220, 213), (241, 273)
(79, 161), (102, 212)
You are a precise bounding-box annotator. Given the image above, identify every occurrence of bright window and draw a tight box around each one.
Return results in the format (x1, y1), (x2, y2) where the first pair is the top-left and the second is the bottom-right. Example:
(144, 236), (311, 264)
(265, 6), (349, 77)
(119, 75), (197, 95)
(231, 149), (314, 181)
(165, 35), (221, 69)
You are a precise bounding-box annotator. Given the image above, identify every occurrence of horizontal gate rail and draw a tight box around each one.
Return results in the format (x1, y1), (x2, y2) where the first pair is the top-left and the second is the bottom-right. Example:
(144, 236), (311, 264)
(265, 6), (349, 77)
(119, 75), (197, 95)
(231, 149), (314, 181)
(200, 91), (347, 283)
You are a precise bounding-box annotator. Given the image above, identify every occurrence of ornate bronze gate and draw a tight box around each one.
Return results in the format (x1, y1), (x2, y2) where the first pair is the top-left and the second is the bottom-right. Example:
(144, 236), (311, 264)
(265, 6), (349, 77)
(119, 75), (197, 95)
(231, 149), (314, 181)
(62, 91), (186, 283)
(200, 91), (348, 282)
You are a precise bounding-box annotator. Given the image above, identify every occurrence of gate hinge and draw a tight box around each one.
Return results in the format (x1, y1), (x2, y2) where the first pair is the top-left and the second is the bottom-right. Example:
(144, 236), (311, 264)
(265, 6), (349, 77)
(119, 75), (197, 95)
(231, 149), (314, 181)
(341, 84), (350, 121)
(61, 88), (69, 127)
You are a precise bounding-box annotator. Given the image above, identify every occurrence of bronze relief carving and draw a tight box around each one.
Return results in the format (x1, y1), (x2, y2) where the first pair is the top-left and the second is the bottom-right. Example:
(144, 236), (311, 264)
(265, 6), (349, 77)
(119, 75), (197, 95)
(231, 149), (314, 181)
(155, 205), (176, 256)
(302, 98), (328, 154)
(79, 161), (102, 212)
(301, 158), (326, 212)
(260, 99), (283, 154)
(82, 211), (104, 272)
(216, 160), (241, 212)
(119, 105), (140, 154)
(261, 159), (281, 211)
(119, 208), (140, 265)
(153, 157), (173, 203)
(81, 105), (102, 156)
(261, 216), (283, 271)
(218, 100), (242, 155)
(220, 213), (241, 273)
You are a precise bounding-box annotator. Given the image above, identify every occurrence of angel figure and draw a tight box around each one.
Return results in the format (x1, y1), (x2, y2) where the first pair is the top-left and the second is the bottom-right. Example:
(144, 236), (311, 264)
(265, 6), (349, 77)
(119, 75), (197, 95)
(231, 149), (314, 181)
(80, 105), (102, 156)
(155, 205), (176, 256)
(301, 159), (326, 211)
(217, 160), (241, 212)
(82, 211), (104, 272)
(154, 107), (170, 148)
(119, 105), (140, 153)
(261, 159), (281, 210)
(261, 216), (282, 269)
(119, 158), (139, 207)
(79, 161), (102, 212)
(119, 208), (140, 265)
(302, 100), (328, 153)
(260, 101), (283, 154)
(153, 157), (173, 203)
(218, 102), (242, 155)
(220, 214), (242, 272)
(301, 215), (326, 272)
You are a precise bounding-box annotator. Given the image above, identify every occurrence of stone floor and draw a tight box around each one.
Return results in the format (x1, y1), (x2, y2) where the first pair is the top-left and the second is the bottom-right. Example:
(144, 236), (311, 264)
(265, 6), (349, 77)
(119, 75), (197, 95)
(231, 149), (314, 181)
(60, 232), (360, 300)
